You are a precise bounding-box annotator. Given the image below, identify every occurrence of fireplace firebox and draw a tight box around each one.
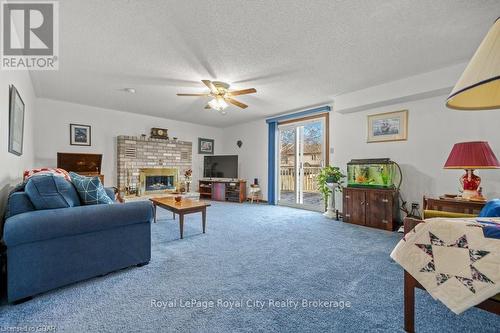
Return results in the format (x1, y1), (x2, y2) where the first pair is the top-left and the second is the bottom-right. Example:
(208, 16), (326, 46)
(139, 168), (178, 195)
(145, 176), (175, 191)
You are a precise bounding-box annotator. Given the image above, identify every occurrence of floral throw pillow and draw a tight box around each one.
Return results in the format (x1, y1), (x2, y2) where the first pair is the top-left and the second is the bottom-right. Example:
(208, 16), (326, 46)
(24, 168), (71, 181)
(69, 172), (113, 205)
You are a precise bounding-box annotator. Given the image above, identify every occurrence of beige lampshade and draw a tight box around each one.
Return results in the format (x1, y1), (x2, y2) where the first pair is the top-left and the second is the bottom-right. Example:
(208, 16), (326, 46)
(446, 17), (500, 110)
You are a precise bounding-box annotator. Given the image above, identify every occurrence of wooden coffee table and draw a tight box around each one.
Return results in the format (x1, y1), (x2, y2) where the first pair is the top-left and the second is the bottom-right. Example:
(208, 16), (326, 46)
(149, 197), (211, 239)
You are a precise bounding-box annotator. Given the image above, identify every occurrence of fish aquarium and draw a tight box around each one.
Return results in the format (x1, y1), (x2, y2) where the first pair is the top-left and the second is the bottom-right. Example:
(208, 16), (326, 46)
(347, 158), (399, 188)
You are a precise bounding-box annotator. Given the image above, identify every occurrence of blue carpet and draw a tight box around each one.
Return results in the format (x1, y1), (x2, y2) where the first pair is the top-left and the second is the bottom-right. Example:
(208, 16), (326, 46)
(1, 202), (499, 332)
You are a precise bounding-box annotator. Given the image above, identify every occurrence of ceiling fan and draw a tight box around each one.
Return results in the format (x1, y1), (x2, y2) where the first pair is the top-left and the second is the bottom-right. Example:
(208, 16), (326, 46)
(177, 80), (256, 115)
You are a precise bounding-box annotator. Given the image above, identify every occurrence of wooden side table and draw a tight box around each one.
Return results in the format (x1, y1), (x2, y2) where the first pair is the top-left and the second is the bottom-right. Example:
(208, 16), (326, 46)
(248, 185), (261, 203)
(423, 196), (486, 215)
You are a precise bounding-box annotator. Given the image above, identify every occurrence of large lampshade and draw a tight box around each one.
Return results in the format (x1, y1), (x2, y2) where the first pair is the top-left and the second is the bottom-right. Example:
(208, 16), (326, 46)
(444, 141), (499, 169)
(446, 17), (500, 110)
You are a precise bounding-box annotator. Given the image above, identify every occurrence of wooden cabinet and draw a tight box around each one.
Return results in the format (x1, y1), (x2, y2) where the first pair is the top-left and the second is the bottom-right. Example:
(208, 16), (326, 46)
(343, 187), (399, 231)
(343, 189), (365, 226)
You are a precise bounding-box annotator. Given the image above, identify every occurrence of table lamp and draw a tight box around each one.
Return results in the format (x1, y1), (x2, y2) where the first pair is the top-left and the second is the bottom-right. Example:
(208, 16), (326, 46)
(446, 17), (500, 110)
(444, 141), (499, 199)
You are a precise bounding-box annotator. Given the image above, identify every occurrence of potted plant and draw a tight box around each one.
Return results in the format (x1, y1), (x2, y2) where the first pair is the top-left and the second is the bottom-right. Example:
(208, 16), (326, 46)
(317, 166), (345, 215)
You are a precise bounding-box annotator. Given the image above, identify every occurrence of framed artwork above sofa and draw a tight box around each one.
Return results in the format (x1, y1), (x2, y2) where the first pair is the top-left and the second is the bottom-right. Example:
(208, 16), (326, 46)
(8, 85), (25, 156)
(70, 124), (91, 146)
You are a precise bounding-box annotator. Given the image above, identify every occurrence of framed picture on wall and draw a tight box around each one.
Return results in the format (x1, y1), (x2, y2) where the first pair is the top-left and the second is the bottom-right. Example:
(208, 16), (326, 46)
(70, 124), (91, 146)
(367, 110), (408, 143)
(198, 137), (214, 154)
(8, 85), (25, 156)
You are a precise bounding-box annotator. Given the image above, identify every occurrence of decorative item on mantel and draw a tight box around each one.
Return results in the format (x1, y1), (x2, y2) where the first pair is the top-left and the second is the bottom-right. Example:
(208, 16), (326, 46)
(150, 128), (169, 140)
(184, 169), (192, 193)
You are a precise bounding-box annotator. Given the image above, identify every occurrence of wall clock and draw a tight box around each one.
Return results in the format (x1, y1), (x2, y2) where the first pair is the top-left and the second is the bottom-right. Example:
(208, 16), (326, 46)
(150, 128), (169, 140)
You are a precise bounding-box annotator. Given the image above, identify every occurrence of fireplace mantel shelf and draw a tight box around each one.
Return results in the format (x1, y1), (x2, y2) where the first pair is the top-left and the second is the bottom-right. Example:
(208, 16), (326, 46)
(117, 135), (190, 145)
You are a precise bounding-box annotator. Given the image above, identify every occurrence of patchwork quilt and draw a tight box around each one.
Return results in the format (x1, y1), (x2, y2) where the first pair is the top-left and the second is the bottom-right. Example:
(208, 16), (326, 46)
(390, 217), (500, 314)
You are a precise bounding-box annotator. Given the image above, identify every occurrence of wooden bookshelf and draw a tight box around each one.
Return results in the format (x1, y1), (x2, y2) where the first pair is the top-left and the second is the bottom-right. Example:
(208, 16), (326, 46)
(198, 180), (246, 203)
(198, 180), (213, 199)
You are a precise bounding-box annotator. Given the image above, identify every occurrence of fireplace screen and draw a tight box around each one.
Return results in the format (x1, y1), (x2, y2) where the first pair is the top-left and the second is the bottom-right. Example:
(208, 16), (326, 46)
(145, 175), (175, 191)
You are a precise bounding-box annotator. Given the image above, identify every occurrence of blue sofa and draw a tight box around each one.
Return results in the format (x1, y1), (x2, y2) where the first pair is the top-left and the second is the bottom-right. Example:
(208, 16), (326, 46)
(2, 177), (153, 303)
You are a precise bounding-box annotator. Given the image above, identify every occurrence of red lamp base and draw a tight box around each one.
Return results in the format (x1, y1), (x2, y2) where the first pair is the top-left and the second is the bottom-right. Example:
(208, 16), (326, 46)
(460, 169), (481, 199)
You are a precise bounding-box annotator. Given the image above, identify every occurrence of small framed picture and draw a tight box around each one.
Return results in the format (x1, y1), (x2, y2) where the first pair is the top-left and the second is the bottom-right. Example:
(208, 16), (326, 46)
(70, 124), (91, 146)
(198, 137), (214, 154)
(367, 110), (408, 143)
(8, 85), (25, 156)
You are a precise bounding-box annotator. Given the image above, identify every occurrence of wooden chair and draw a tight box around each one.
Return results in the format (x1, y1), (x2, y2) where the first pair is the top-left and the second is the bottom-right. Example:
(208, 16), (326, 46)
(403, 217), (500, 332)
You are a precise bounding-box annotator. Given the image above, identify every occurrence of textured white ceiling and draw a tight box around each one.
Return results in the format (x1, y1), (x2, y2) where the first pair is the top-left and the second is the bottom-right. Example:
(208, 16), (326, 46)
(31, 0), (499, 127)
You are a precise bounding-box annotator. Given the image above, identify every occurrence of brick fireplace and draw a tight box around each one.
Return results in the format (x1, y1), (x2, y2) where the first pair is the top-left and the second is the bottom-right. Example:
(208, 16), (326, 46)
(117, 136), (192, 195)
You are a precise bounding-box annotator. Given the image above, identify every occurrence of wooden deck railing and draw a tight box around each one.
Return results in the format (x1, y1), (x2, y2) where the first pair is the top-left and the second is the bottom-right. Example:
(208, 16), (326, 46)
(279, 166), (321, 193)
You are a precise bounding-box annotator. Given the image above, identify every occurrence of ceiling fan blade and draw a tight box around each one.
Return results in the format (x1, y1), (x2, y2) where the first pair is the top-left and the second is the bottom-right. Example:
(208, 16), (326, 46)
(204, 104), (211, 109)
(227, 88), (256, 96)
(201, 80), (217, 93)
(177, 93), (210, 96)
(227, 98), (248, 109)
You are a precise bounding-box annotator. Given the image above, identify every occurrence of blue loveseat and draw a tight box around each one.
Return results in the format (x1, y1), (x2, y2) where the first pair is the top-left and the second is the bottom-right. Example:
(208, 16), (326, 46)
(2, 175), (153, 303)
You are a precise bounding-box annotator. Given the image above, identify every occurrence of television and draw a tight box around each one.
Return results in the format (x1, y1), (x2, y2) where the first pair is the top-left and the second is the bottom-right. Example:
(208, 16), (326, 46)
(204, 155), (238, 179)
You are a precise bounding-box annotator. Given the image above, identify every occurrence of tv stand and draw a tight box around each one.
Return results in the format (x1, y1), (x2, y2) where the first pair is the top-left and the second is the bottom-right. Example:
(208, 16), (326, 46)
(199, 179), (247, 203)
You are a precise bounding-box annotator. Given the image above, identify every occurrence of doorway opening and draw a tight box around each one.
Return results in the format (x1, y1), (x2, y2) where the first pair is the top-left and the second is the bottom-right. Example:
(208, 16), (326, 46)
(277, 113), (329, 211)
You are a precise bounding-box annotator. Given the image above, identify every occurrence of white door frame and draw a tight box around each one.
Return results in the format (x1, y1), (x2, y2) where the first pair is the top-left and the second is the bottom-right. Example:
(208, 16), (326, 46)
(277, 116), (327, 211)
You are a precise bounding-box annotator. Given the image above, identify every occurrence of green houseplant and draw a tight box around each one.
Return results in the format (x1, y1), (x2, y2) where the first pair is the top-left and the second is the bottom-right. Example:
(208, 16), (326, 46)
(317, 166), (345, 209)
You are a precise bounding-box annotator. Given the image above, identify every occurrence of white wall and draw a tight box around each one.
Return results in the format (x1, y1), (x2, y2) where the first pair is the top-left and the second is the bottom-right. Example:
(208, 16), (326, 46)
(334, 63), (465, 114)
(220, 97), (500, 207)
(0, 71), (36, 217)
(221, 119), (268, 199)
(34, 98), (224, 187)
(331, 95), (500, 209)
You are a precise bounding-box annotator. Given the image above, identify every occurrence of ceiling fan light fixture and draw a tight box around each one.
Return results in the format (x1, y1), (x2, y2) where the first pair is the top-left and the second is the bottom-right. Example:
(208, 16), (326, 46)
(122, 88), (136, 94)
(208, 96), (228, 111)
(217, 97), (228, 109)
(178, 80), (256, 112)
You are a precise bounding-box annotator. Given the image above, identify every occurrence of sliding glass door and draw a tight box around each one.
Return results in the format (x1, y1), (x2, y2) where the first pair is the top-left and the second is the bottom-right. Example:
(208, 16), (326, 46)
(278, 115), (327, 211)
